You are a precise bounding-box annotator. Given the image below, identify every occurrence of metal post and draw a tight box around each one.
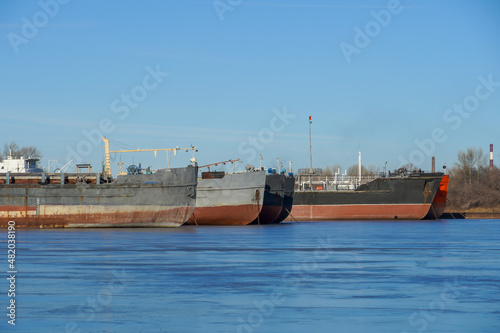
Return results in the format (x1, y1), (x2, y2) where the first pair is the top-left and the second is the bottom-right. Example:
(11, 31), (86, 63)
(358, 151), (361, 183)
(309, 116), (313, 173)
(6, 171), (10, 185)
(48, 160), (57, 173)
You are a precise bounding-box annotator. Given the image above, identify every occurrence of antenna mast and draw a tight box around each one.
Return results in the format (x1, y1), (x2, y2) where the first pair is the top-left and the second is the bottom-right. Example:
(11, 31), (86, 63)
(309, 116), (313, 173)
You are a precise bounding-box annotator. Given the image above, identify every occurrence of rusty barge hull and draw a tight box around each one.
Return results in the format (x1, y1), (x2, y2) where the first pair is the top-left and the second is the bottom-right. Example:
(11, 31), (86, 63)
(0, 166), (198, 228)
(290, 174), (442, 221)
(251, 174), (295, 224)
(290, 203), (433, 221)
(186, 171), (266, 226)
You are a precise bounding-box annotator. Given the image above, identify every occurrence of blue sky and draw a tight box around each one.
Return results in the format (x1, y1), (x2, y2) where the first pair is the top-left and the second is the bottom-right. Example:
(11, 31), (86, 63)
(1, 0), (500, 175)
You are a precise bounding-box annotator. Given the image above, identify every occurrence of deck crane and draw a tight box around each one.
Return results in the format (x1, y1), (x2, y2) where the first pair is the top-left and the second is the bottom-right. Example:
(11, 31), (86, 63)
(102, 137), (197, 177)
(54, 160), (72, 173)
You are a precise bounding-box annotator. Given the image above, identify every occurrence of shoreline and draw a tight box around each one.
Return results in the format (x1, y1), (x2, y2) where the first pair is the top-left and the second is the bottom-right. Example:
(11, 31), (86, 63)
(442, 211), (500, 219)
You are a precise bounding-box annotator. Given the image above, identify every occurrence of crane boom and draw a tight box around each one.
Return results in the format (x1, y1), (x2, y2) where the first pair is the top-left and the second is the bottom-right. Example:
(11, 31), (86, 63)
(102, 137), (197, 177)
(199, 159), (240, 171)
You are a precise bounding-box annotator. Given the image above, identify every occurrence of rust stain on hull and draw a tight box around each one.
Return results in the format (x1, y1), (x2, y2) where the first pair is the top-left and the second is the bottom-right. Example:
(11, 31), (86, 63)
(0, 206), (194, 228)
(186, 204), (261, 226)
(291, 203), (432, 221)
(186, 171), (266, 226)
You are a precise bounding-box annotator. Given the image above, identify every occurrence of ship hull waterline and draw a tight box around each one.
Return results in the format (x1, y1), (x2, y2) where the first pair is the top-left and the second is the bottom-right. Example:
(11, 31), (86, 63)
(290, 203), (432, 221)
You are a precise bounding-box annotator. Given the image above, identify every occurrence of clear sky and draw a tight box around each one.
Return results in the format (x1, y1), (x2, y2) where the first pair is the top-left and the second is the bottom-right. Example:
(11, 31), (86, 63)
(1, 0), (500, 175)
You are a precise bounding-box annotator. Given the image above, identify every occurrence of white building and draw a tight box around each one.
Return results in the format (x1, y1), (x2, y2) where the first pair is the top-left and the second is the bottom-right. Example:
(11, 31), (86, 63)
(0, 156), (43, 173)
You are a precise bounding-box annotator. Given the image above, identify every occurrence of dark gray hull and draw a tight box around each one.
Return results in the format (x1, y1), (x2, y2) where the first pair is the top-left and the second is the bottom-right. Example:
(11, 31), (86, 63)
(291, 173), (442, 221)
(251, 174), (295, 224)
(0, 166), (198, 228)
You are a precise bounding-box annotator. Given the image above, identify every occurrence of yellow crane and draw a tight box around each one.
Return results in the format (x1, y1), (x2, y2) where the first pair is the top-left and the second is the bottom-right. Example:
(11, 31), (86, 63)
(102, 137), (197, 177)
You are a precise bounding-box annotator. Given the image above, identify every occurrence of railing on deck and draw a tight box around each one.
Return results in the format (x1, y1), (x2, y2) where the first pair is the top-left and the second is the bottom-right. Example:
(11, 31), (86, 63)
(296, 174), (379, 191)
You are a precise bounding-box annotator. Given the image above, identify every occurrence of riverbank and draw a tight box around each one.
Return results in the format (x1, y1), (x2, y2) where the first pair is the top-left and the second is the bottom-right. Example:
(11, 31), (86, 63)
(443, 207), (500, 219)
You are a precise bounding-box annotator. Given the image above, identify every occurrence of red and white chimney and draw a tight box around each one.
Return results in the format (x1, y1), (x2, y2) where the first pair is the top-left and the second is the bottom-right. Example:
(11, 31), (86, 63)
(490, 144), (494, 169)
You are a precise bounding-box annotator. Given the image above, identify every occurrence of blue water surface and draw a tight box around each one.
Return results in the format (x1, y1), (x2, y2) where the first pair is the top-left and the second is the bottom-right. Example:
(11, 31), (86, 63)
(1, 219), (499, 333)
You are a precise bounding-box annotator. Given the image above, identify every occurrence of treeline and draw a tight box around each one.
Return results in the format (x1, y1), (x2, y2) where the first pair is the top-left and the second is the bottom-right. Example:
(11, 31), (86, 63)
(447, 147), (500, 211)
(1, 142), (41, 161)
(322, 164), (380, 177)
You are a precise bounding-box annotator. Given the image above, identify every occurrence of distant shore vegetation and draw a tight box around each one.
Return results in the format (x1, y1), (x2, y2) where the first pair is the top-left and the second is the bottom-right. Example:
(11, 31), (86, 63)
(447, 147), (500, 212)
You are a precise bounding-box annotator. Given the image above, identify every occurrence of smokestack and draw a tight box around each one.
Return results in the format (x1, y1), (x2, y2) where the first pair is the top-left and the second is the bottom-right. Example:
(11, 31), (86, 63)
(358, 151), (361, 182)
(490, 144), (494, 169)
(432, 156), (435, 173)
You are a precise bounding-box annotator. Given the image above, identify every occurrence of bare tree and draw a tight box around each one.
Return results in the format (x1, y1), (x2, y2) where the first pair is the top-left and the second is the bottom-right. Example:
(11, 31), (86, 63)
(347, 164), (379, 177)
(447, 147), (496, 211)
(323, 164), (341, 177)
(455, 147), (487, 184)
(3, 142), (20, 159)
(2, 142), (41, 159)
(365, 164), (380, 176)
(400, 162), (418, 172)
(19, 146), (40, 157)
